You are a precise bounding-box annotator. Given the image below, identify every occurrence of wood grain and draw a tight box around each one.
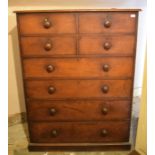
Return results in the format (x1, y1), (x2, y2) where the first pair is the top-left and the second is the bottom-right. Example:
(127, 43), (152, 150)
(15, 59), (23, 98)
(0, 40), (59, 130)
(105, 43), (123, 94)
(29, 121), (130, 143)
(79, 35), (135, 55)
(25, 79), (132, 99)
(21, 36), (76, 56)
(79, 12), (137, 33)
(18, 13), (76, 34)
(23, 57), (134, 78)
(27, 100), (131, 121)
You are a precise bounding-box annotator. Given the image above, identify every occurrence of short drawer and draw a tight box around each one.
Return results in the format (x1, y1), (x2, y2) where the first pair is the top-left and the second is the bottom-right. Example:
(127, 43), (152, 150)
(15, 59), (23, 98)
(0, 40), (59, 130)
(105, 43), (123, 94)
(25, 79), (132, 99)
(79, 12), (137, 33)
(29, 121), (130, 143)
(18, 13), (76, 34)
(79, 35), (135, 55)
(21, 36), (76, 56)
(27, 100), (131, 121)
(23, 57), (134, 78)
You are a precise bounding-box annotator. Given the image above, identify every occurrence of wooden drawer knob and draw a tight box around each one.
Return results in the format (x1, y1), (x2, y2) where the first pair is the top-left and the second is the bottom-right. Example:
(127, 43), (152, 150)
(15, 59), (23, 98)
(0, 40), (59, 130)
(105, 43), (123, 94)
(101, 129), (108, 136)
(48, 86), (56, 94)
(43, 18), (51, 29)
(44, 42), (52, 51)
(49, 108), (57, 116)
(102, 107), (108, 115)
(103, 64), (109, 72)
(103, 42), (112, 50)
(101, 85), (109, 93)
(51, 129), (58, 137)
(46, 65), (54, 73)
(104, 20), (111, 28)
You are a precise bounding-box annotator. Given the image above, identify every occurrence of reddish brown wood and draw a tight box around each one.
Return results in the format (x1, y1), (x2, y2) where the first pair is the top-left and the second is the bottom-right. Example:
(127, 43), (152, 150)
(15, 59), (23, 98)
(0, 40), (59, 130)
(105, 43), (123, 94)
(29, 121), (130, 143)
(18, 13), (76, 34)
(21, 36), (76, 56)
(15, 9), (141, 13)
(79, 35), (135, 55)
(79, 12), (137, 33)
(28, 143), (131, 151)
(25, 79), (132, 99)
(23, 57), (134, 78)
(15, 10), (139, 151)
(27, 100), (131, 121)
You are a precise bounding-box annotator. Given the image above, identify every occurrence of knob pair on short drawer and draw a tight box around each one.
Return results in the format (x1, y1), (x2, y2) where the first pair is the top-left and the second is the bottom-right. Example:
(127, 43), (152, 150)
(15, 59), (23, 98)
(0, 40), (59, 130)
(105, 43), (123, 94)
(43, 19), (53, 51)
(103, 20), (112, 50)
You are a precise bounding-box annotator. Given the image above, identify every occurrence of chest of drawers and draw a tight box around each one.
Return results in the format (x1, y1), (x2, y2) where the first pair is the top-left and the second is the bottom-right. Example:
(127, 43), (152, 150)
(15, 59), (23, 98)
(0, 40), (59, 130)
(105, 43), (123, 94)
(15, 9), (140, 151)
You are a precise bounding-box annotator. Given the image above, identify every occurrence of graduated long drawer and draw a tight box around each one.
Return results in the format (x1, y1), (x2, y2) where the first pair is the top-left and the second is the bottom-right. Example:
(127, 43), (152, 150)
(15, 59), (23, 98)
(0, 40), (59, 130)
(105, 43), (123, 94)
(29, 121), (130, 143)
(25, 79), (132, 99)
(23, 57), (134, 79)
(27, 100), (131, 121)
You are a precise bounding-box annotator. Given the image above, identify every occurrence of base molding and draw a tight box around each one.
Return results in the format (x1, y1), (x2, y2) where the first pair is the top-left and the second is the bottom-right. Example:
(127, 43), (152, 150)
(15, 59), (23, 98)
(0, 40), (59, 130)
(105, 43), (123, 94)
(28, 143), (131, 151)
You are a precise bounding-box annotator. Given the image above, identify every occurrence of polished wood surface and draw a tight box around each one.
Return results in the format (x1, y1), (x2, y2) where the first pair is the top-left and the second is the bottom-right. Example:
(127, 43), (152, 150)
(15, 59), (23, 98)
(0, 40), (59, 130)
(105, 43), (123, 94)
(29, 121), (130, 143)
(16, 9), (139, 151)
(79, 35), (135, 55)
(15, 9), (141, 13)
(27, 100), (131, 121)
(28, 143), (131, 151)
(25, 79), (132, 99)
(23, 57), (133, 78)
(79, 12), (137, 33)
(18, 13), (76, 34)
(21, 36), (76, 56)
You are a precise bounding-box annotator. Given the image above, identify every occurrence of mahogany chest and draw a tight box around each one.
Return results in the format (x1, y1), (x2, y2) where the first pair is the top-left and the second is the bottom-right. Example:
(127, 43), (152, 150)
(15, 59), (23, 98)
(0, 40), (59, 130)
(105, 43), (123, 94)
(15, 9), (140, 151)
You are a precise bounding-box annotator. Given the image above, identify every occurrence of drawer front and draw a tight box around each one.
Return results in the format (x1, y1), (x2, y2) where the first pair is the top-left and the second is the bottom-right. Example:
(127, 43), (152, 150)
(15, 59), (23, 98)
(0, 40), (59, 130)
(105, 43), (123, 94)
(18, 13), (76, 34)
(25, 80), (132, 99)
(21, 36), (76, 56)
(27, 100), (131, 121)
(23, 57), (133, 78)
(79, 12), (137, 33)
(29, 121), (130, 143)
(79, 35), (135, 55)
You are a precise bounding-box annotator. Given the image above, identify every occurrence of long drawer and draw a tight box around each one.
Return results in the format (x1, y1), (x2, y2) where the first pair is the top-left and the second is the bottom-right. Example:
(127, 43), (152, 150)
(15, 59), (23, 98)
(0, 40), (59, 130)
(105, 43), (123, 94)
(29, 121), (130, 143)
(23, 57), (134, 78)
(25, 79), (132, 99)
(27, 100), (131, 121)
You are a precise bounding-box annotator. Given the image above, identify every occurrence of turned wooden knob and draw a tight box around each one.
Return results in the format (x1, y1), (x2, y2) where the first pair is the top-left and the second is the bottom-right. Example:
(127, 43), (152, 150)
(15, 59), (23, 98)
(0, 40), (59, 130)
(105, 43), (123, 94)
(101, 129), (108, 136)
(48, 86), (56, 94)
(103, 42), (112, 50)
(43, 18), (51, 28)
(46, 65), (54, 73)
(49, 108), (57, 116)
(104, 20), (111, 28)
(101, 85), (109, 93)
(103, 64), (110, 72)
(51, 129), (58, 137)
(102, 107), (108, 115)
(44, 42), (52, 51)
